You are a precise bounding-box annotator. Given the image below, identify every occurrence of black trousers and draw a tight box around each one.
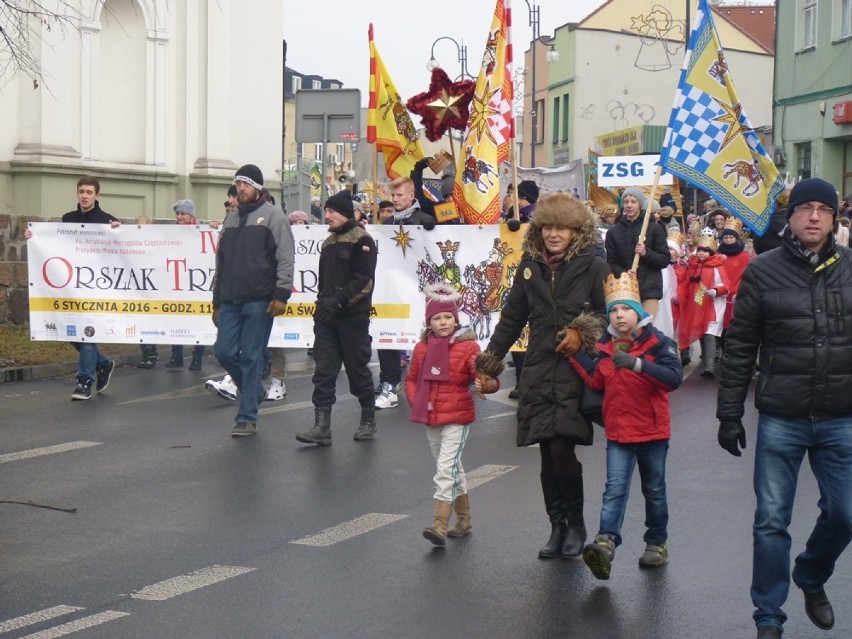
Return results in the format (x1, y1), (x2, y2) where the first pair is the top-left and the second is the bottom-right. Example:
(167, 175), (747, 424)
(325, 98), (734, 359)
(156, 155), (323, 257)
(312, 313), (374, 410)
(377, 348), (403, 386)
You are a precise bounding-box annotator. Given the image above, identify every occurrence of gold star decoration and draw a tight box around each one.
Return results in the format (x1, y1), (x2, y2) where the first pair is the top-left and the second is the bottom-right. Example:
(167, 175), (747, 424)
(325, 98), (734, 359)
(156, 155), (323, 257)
(428, 89), (463, 124)
(392, 226), (413, 257)
(467, 82), (501, 146)
(713, 99), (750, 152)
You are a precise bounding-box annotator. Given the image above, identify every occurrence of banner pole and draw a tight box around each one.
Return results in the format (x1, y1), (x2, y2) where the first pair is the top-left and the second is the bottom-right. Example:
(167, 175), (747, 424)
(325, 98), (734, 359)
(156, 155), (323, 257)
(631, 165), (663, 272)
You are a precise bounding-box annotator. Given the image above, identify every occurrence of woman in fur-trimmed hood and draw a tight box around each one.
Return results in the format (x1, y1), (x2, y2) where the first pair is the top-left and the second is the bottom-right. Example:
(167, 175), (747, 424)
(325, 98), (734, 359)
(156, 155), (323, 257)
(482, 192), (611, 561)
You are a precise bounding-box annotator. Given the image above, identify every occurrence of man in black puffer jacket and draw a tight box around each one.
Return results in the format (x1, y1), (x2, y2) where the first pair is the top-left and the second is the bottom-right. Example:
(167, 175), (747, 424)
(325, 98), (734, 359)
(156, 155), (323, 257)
(716, 178), (852, 639)
(604, 186), (670, 318)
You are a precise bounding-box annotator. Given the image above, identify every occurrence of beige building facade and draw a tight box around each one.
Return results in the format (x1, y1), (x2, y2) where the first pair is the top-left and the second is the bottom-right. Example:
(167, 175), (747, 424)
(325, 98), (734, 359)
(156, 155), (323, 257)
(0, 0), (283, 222)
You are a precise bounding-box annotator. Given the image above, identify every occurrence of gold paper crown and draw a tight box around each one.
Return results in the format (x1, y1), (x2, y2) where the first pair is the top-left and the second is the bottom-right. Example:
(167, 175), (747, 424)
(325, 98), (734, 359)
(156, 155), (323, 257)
(723, 216), (743, 234)
(667, 227), (685, 247)
(604, 272), (641, 308)
(697, 228), (718, 251)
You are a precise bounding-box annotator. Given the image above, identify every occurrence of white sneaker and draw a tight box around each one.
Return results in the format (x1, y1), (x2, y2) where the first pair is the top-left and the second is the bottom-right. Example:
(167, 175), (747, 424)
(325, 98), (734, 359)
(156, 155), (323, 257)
(265, 378), (287, 401)
(205, 374), (237, 402)
(375, 382), (399, 409)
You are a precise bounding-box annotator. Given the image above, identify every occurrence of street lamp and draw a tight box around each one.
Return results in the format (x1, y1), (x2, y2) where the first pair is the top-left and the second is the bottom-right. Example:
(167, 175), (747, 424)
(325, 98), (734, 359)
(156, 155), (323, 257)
(523, 0), (560, 168)
(426, 36), (474, 82)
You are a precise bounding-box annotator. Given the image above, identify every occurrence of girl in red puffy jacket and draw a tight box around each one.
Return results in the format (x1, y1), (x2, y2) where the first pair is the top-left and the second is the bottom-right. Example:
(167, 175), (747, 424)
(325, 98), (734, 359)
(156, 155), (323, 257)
(405, 283), (501, 548)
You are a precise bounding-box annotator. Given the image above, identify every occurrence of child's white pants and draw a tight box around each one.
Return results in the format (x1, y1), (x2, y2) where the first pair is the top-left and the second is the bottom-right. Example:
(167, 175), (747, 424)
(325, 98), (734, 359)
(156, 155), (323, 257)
(426, 424), (469, 503)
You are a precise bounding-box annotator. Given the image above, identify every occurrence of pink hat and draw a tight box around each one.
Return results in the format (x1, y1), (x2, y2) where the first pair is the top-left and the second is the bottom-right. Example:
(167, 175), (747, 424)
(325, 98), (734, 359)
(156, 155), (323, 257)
(288, 210), (308, 224)
(423, 282), (461, 324)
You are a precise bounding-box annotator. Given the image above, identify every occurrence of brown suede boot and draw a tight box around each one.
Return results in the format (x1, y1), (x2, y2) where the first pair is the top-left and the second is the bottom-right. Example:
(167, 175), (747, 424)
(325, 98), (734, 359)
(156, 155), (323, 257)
(447, 493), (472, 538)
(423, 500), (453, 546)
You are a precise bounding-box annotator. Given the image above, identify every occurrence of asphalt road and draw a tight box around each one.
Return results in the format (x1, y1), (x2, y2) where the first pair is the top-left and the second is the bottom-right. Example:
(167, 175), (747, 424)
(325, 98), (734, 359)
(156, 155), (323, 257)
(1, 351), (849, 639)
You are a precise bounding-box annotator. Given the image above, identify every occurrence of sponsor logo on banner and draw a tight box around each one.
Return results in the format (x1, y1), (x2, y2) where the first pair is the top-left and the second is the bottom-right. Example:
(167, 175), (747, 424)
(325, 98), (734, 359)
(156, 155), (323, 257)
(84, 326), (95, 337)
(170, 329), (191, 337)
(44, 322), (57, 331)
(67, 325), (77, 336)
(125, 326), (136, 337)
(284, 333), (300, 340)
(141, 330), (166, 336)
(378, 338), (393, 343)
(379, 331), (394, 336)
(396, 338), (408, 343)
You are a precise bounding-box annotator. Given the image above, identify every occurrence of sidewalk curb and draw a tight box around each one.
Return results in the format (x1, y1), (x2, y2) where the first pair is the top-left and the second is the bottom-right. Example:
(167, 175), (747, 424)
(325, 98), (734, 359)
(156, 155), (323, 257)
(1, 353), (144, 384)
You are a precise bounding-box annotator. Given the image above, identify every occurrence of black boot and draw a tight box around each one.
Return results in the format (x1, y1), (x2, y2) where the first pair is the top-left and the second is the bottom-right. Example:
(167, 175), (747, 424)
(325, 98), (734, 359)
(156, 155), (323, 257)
(296, 408), (332, 446)
(557, 470), (587, 558)
(538, 475), (567, 559)
(354, 405), (376, 441)
(164, 355), (183, 369)
(188, 353), (203, 371)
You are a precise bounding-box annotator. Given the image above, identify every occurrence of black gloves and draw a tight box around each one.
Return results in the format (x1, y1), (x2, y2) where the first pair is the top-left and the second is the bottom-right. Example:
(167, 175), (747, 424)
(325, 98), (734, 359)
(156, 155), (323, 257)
(718, 420), (746, 457)
(423, 217), (436, 231)
(612, 350), (641, 372)
(414, 158), (430, 172)
(314, 298), (341, 324)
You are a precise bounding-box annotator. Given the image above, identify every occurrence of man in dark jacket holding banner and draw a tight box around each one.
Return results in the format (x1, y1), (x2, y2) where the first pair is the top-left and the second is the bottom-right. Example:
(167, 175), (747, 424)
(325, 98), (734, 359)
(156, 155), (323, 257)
(716, 178), (852, 639)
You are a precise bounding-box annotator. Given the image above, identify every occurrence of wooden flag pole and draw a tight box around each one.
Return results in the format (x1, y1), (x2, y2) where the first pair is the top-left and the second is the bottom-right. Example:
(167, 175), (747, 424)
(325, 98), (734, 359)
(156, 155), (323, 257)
(509, 139), (520, 222)
(630, 165), (664, 272)
(372, 147), (379, 211)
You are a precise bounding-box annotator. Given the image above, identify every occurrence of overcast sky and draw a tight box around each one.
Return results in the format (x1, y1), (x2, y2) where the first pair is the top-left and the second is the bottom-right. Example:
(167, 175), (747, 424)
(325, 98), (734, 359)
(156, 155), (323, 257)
(282, 0), (609, 106)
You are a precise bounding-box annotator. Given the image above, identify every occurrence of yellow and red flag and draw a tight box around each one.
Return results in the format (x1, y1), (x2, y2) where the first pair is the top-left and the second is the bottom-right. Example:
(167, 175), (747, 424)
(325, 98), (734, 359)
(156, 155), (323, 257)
(367, 24), (425, 180)
(453, 0), (514, 225)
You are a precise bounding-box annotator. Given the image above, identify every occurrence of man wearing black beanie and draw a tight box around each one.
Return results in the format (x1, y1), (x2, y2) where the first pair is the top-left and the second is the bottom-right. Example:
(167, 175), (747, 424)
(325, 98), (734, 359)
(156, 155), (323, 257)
(212, 163), (295, 437)
(297, 190), (379, 445)
(717, 177), (851, 639)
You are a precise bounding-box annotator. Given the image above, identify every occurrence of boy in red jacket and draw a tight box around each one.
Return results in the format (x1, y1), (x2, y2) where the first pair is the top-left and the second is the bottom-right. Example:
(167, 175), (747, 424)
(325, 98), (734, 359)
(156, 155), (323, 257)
(570, 273), (682, 579)
(405, 283), (502, 547)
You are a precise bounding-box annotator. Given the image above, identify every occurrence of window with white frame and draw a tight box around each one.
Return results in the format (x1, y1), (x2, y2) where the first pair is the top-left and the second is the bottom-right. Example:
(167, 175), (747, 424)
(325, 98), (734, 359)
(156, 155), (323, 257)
(315, 143), (323, 161)
(292, 76), (302, 93)
(336, 143), (344, 161)
(796, 142), (812, 181)
(841, 0), (852, 37)
(803, 0), (817, 48)
(313, 80), (321, 89)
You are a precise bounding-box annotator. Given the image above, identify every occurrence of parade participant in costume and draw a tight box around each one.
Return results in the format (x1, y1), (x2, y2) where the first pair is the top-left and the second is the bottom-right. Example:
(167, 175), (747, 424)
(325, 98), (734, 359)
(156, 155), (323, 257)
(570, 272), (682, 580)
(716, 216), (752, 331)
(677, 229), (729, 379)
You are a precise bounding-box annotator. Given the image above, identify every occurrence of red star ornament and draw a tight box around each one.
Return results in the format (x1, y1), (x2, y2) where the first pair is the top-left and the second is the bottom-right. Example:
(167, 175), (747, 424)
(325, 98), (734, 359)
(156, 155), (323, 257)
(406, 67), (475, 142)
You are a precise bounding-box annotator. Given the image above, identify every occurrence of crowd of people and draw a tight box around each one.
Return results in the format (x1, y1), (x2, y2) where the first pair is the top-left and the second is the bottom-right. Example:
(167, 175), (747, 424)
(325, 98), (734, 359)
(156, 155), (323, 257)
(26, 163), (852, 639)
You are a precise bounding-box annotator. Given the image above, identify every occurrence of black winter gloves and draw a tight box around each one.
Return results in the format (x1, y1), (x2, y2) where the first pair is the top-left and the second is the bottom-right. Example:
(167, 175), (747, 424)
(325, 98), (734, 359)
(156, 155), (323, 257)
(314, 298), (341, 324)
(718, 419), (746, 456)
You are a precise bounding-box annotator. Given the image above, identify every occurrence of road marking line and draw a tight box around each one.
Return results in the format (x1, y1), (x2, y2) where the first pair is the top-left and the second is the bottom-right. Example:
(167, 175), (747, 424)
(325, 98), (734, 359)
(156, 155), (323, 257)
(465, 464), (519, 489)
(291, 513), (409, 547)
(0, 606), (82, 633)
(0, 441), (102, 465)
(130, 565), (255, 601)
(484, 410), (517, 420)
(259, 399), (315, 415)
(18, 611), (128, 638)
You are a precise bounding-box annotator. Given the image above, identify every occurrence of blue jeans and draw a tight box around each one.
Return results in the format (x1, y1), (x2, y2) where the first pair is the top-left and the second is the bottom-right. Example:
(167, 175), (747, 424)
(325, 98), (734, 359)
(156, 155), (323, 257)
(598, 439), (669, 547)
(751, 413), (852, 630)
(72, 342), (109, 384)
(213, 301), (274, 424)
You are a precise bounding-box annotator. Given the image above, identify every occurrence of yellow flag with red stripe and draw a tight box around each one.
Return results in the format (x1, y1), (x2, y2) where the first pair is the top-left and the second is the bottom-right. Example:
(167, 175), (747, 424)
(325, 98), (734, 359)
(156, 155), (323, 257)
(367, 24), (425, 179)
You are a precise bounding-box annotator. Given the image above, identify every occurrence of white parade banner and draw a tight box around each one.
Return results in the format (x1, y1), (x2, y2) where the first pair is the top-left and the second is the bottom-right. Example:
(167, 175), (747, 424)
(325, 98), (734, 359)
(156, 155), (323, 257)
(27, 222), (526, 349)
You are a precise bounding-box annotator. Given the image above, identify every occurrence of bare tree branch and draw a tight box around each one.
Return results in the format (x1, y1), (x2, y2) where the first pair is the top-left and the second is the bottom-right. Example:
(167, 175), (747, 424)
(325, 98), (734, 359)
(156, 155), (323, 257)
(0, 0), (90, 88)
